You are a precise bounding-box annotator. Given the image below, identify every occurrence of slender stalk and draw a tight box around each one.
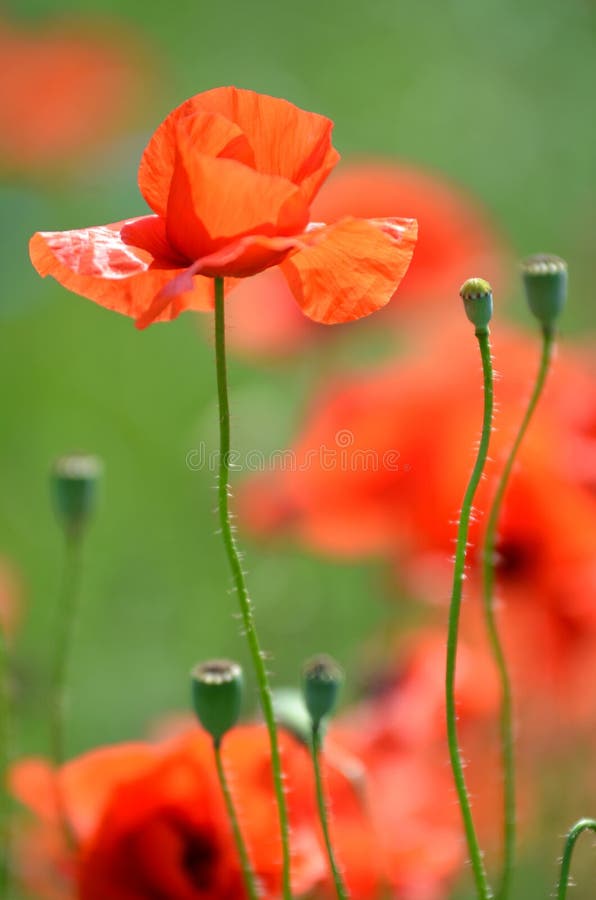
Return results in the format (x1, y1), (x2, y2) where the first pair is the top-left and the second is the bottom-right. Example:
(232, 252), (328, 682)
(482, 325), (555, 900)
(51, 529), (84, 844)
(311, 725), (349, 900)
(446, 326), (494, 900)
(212, 276), (292, 900)
(0, 626), (11, 894)
(556, 818), (596, 900)
(214, 740), (260, 900)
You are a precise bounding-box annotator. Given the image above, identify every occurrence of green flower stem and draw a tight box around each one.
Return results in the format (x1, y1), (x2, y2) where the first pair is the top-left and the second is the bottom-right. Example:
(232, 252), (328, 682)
(311, 725), (349, 900)
(556, 818), (596, 900)
(213, 276), (292, 900)
(482, 325), (555, 900)
(0, 626), (11, 894)
(51, 529), (84, 845)
(214, 739), (260, 900)
(446, 326), (494, 900)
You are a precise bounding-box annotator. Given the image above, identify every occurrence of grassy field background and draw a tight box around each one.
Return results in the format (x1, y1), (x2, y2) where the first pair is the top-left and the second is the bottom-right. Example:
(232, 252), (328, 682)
(1, 0), (596, 896)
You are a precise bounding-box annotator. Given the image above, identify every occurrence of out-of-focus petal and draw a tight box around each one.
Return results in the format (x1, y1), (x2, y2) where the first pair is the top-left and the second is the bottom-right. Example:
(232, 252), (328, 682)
(11, 745), (155, 842)
(223, 267), (319, 358)
(312, 162), (509, 306)
(29, 218), (214, 322)
(165, 146), (308, 260)
(139, 108), (256, 217)
(280, 217), (417, 324)
(0, 19), (145, 170)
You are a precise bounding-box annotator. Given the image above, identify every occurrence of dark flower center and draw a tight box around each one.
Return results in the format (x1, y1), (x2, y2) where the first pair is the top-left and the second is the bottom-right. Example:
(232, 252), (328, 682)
(182, 831), (218, 891)
(495, 537), (537, 581)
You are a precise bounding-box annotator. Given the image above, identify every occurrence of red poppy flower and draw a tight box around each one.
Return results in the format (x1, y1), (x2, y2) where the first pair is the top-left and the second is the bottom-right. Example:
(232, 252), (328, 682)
(239, 327), (596, 562)
(10, 719), (464, 900)
(221, 161), (509, 359)
(239, 327), (596, 728)
(0, 17), (144, 171)
(29, 87), (417, 329)
(336, 632), (527, 881)
(10, 727), (326, 900)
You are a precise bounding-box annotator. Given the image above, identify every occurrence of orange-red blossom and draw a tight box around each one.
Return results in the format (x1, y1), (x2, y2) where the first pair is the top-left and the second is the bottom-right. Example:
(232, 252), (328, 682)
(11, 722), (466, 900)
(29, 87), (417, 330)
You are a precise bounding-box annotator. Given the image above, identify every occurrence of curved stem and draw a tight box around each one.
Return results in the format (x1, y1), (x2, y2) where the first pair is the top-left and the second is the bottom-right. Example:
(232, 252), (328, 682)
(213, 276), (292, 900)
(482, 326), (555, 900)
(556, 818), (596, 900)
(446, 327), (494, 900)
(51, 529), (84, 845)
(214, 740), (260, 900)
(0, 626), (11, 894)
(311, 725), (349, 900)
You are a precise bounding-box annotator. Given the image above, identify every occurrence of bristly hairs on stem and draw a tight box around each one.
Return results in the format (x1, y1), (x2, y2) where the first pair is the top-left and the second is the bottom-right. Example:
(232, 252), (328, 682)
(212, 276), (293, 900)
(445, 278), (495, 900)
(481, 254), (566, 900)
(556, 818), (596, 900)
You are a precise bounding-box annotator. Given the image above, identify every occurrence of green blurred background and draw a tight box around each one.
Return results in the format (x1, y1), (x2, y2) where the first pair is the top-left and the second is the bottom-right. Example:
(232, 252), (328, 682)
(1, 0), (596, 896)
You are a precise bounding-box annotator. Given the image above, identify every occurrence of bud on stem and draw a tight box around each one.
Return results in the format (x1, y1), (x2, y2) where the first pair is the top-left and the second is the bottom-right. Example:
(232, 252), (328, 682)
(302, 655), (344, 731)
(51, 454), (101, 537)
(521, 253), (567, 334)
(191, 659), (243, 746)
(460, 278), (493, 333)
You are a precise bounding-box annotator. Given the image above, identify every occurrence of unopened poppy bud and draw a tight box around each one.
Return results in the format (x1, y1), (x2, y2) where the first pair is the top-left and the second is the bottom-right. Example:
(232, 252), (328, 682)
(302, 654), (343, 729)
(51, 454), (101, 535)
(521, 254), (567, 331)
(191, 659), (243, 744)
(460, 277), (493, 331)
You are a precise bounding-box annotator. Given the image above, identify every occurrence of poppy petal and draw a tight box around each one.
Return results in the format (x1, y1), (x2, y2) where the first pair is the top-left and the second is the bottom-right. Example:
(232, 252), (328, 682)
(165, 145), (309, 260)
(139, 108), (256, 217)
(139, 87), (339, 214)
(10, 745), (155, 841)
(134, 233), (306, 330)
(29, 217), (214, 322)
(193, 87), (340, 203)
(311, 161), (510, 305)
(280, 217), (418, 324)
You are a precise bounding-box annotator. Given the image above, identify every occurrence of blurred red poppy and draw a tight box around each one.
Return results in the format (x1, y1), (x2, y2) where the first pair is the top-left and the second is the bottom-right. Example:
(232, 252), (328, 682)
(239, 327), (596, 560)
(10, 727), (326, 900)
(10, 718), (467, 900)
(239, 328), (596, 725)
(221, 161), (510, 359)
(0, 18), (144, 172)
(30, 87), (417, 329)
(336, 629), (532, 879)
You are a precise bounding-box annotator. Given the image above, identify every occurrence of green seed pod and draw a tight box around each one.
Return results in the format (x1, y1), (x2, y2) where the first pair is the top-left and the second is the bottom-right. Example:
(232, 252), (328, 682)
(521, 254), (567, 331)
(460, 278), (493, 331)
(51, 454), (102, 536)
(302, 655), (343, 729)
(191, 659), (243, 745)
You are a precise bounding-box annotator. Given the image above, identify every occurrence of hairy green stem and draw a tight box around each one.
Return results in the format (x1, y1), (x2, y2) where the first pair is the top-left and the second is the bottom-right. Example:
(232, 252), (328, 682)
(446, 327), (494, 900)
(556, 818), (596, 900)
(51, 529), (84, 845)
(311, 725), (349, 900)
(0, 626), (11, 894)
(214, 740), (260, 900)
(482, 326), (554, 900)
(213, 276), (292, 900)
